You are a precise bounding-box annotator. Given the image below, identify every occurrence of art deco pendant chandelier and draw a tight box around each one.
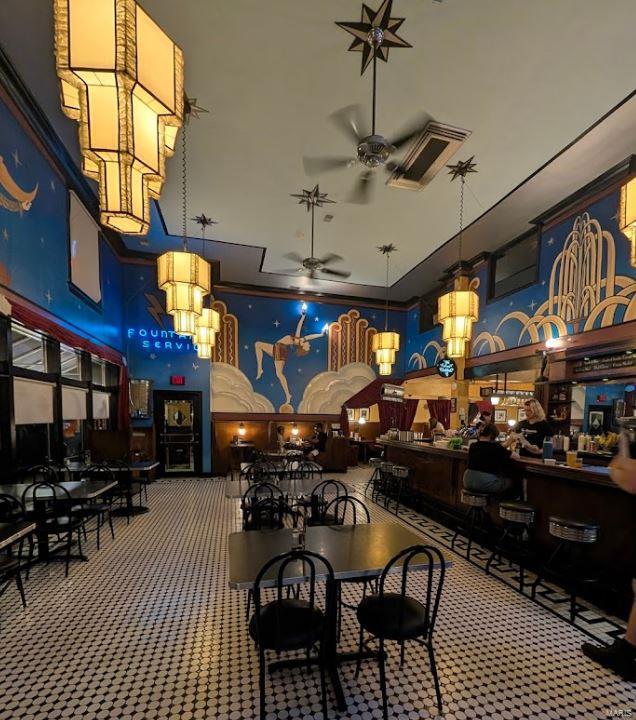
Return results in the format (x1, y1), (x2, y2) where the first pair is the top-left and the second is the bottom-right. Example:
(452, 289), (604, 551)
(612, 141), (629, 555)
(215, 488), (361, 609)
(437, 158), (480, 358)
(54, 0), (184, 235)
(191, 215), (221, 360)
(619, 176), (636, 267)
(373, 245), (400, 376)
(157, 122), (211, 336)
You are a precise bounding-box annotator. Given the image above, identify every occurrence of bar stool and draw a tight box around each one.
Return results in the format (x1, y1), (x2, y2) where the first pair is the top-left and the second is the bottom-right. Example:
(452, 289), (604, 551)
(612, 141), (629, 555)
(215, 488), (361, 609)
(531, 515), (600, 623)
(485, 502), (536, 591)
(373, 462), (394, 503)
(364, 457), (383, 497)
(387, 465), (409, 515)
(451, 490), (491, 561)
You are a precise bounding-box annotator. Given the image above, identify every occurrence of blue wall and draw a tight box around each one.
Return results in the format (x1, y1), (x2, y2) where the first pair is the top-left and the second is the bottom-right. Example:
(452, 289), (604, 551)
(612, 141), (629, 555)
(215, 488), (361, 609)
(0, 94), (124, 351)
(408, 190), (636, 369)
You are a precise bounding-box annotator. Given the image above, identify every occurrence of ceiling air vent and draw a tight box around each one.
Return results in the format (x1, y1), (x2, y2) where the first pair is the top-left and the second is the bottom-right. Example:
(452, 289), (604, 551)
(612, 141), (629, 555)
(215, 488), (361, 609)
(387, 121), (471, 191)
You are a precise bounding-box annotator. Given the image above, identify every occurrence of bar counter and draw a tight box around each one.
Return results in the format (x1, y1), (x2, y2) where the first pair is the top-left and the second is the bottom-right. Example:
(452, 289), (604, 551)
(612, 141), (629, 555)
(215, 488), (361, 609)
(379, 439), (636, 614)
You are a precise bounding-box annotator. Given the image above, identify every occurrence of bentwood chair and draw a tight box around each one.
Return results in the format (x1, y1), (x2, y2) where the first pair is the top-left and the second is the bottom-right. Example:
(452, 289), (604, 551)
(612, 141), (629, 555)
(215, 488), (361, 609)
(0, 493), (34, 592)
(241, 482), (285, 531)
(249, 549), (334, 720)
(74, 464), (116, 549)
(21, 482), (86, 577)
(110, 459), (144, 521)
(355, 545), (447, 718)
(307, 479), (348, 526)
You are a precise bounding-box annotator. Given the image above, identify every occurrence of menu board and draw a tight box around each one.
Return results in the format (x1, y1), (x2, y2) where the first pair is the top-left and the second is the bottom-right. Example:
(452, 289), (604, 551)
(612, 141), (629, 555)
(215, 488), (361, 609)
(572, 351), (636, 375)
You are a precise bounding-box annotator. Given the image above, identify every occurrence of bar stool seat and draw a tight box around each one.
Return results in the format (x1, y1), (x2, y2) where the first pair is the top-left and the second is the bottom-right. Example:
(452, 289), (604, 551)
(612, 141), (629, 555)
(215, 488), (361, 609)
(386, 465), (409, 515)
(531, 515), (600, 622)
(499, 502), (536, 524)
(460, 490), (489, 508)
(452, 491), (492, 560)
(364, 457), (384, 496)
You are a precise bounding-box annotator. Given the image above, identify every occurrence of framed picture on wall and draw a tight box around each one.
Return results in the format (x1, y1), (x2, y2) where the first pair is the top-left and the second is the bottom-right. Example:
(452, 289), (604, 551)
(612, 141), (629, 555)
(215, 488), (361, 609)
(359, 408), (369, 421)
(588, 407), (607, 434)
(450, 398), (457, 413)
(494, 409), (507, 423)
(347, 408), (355, 422)
(517, 408), (526, 421)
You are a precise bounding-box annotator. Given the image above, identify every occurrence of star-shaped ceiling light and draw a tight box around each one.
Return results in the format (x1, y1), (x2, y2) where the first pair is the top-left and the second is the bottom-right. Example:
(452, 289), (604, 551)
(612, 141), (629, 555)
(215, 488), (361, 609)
(446, 156), (478, 181)
(336, 0), (411, 75)
(290, 184), (336, 212)
(192, 213), (218, 232)
(184, 97), (209, 123)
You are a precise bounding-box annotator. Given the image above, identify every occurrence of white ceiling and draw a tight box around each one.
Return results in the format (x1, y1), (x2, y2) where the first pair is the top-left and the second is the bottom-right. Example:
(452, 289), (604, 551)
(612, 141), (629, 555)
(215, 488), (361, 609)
(2, 0), (636, 299)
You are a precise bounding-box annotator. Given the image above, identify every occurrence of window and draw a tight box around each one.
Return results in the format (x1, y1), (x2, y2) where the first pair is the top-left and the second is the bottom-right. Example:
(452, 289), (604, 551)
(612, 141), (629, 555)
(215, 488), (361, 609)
(69, 190), (102, 305)
(490, 231), (539, 299)
(91, 357), (106, 385)
(12, 326), (46, 372)
(60, 344), (81, 380)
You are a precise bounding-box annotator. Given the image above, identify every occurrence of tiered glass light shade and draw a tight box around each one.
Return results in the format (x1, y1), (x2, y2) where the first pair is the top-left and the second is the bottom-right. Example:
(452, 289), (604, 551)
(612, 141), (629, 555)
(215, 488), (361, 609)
(619, 178), (636, 267)
(157, 250), (211, 336)
(54, 0), (184, 235)
(437, 289), (479, 358)
(372, 331), (400, 376)
(195, 307), (221, 360)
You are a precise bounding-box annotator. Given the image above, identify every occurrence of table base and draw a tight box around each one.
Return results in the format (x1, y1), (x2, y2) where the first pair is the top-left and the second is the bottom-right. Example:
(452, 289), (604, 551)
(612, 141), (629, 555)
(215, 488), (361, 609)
(112, 506), (149, 517)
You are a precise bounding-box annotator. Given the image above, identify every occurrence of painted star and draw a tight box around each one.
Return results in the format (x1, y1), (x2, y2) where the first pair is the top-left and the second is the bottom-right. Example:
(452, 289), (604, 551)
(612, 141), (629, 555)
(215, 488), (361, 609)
(40, 237), (45, 245)
(192, 363), (199, 371)
(244, 344), (249, 350)
(509, 301), (514, 306)
(149, 353), (157, 360)
(528, 300), (537, 311)
(12, 149), (21, 167)
(290, 184), (336, 212)
(273, 320), (280, 328)
(184, 97), (209, 122)
(336, 0), (412, 76)
(547, 237), (555, 246)
(447, 156), (478, 181)
(45, 290), (53, 305)
(541, 280), (547, 286)
(50, 179), (56, 192)
(2, 228), (8, 241)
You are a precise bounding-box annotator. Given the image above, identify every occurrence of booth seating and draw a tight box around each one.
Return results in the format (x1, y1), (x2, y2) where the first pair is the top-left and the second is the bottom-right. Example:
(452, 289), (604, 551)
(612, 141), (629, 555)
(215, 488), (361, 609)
(314, 435), (351, 472)
(531, 516), (601, 623)
(485, 502), (536, 592)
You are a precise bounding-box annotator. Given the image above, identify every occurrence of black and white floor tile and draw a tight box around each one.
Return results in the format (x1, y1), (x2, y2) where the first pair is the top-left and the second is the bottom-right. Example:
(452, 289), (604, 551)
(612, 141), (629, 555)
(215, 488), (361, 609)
(0, 470), (633, 720)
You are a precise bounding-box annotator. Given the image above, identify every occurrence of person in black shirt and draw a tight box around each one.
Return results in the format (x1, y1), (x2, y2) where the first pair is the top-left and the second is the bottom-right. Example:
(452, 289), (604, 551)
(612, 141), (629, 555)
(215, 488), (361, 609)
(504, 398), (552, 457)
(463, 423), (521, 493)
(309, 422), (327, 457)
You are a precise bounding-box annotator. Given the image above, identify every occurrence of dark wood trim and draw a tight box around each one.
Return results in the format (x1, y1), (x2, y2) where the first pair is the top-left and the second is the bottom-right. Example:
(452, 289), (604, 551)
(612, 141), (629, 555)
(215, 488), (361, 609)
(404, 367), (438, 380)
(211, 412), (339, 422)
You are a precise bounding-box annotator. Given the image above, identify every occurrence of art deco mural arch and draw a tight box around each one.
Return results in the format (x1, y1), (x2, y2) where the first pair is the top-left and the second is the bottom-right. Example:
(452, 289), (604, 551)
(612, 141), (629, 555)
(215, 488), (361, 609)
(328, 309), (378, 371)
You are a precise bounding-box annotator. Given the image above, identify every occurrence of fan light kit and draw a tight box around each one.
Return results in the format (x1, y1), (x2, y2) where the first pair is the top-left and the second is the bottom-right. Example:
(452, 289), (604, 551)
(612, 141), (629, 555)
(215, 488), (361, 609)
(373, 244), (400, 376)
(54, 0), (184, 235)
(437, 158), (480, 358)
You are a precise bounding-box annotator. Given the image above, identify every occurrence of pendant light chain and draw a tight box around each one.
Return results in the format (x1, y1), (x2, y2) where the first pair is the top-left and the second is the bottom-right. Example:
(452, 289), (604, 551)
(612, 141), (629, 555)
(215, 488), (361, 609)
(458, 175), (465, 265)
(384, 251), (389, 331)
(181, 121), (188, 251)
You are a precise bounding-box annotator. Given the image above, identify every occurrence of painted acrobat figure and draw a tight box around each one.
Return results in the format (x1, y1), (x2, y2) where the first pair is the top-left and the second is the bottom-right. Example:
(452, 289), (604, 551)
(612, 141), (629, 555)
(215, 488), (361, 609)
(255, 307), (326, 406)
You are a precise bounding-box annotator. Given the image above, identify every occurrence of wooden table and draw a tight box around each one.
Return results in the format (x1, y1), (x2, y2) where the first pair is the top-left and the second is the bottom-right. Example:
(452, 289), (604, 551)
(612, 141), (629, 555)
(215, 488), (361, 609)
(0, 480), (117, 560)
(0, 520), (36, 552)
(228, 522), (449, 710)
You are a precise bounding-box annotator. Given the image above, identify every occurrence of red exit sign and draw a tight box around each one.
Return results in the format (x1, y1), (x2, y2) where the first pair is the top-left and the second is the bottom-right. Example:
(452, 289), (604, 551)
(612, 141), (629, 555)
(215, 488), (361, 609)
(170, 375), (186, 386)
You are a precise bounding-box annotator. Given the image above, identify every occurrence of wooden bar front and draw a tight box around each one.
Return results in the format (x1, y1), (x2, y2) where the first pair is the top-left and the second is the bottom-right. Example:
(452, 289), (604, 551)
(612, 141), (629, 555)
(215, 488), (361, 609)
(380, 440), (636, 616)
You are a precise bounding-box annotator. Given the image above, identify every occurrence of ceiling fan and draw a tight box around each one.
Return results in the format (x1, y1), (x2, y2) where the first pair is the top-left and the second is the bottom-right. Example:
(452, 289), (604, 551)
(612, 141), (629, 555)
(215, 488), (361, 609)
(275, 184), (351, 280)
(303, 0), (429, 204)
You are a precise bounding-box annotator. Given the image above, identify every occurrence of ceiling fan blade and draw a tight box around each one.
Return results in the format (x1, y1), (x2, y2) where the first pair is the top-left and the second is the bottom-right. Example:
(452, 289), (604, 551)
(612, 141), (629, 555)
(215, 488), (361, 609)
(283, 252), (305, 264)
(320, 267), (351, 279)
(328, 104), (369, 143)
(347, 171), (375, 205)
(317, 253), (344, 266)
(303, 156), (353, 176)
(270, 267), (306, 275)
(389, 114), (431, 150)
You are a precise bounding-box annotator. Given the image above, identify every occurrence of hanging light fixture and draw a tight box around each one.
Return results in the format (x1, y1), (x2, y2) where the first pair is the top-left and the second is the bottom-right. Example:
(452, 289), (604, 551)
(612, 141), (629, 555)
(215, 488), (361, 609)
(373, 245), (400, 376)
(190, 215), (221, 359)
(157, 116), (211, 335)
(619, 177), (636, 267)
(54, 0), (184, 235)
(491, 374), (501, 405)
(437, 157), (480, 358)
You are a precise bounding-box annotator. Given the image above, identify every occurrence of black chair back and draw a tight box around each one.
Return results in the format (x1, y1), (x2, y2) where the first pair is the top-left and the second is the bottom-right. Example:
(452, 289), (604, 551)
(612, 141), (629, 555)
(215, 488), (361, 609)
(252, 549), (334, 650)
(243, 496), (297, 531)
(241, 481), (283, 506)
(309, 479), (348, 519)
(23, 464), (60, 485)
(82, 463), (116, 483)
(323, 495), (370, 525)
(21, 481), (75, 521)
(0, 493), (24, 521)
(241, 460), (278, 483)
(109, 459), (133, 488)
(290, 460), (322, 480)
(378, 544), (446, 641)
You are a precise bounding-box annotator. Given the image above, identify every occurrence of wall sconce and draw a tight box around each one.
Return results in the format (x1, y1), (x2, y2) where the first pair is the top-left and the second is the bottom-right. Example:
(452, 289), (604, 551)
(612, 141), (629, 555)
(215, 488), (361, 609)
(238, 422), (246, 437)
(291, 423), (299, 436)
(358, 416), (367, 425)
(507, 419), (516, 428)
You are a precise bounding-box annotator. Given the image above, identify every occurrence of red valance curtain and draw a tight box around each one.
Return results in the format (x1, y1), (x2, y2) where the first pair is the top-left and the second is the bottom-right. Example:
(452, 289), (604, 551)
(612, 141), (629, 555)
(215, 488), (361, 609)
(427, 399), (451, 430)
(378, 398), (418, 434)
(9, 299), (129, 429)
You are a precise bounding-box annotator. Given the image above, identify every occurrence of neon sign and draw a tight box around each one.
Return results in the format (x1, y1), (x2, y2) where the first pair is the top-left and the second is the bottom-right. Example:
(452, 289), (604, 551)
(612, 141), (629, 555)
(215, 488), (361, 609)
(127, 327), (198, 353)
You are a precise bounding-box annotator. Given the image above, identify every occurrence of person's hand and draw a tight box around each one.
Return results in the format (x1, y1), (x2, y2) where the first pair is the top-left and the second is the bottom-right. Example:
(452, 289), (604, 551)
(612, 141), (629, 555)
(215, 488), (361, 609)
(609, 455), (636, 494)
(511, 451), (521, 460)
(526, 443), (541, 455)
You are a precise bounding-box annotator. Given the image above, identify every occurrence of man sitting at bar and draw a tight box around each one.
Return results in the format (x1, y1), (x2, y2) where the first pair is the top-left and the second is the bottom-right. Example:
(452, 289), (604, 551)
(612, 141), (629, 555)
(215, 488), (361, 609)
(463, 423), (522, 494)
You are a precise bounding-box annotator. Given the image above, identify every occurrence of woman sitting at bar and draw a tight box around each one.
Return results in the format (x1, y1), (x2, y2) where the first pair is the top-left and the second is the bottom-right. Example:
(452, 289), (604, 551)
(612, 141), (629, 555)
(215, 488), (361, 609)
(505, 398), (552, 457)
(463, 423), (521, 494)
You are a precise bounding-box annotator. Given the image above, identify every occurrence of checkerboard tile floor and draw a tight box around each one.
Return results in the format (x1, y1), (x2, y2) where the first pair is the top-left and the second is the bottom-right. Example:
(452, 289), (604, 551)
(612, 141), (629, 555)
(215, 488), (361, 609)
(0, 470), (633, 720)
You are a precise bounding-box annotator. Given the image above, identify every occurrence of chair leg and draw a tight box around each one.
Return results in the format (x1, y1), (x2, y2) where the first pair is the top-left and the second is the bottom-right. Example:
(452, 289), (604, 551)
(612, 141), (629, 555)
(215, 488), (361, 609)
(258, 649), (266, 720)
(65, 531), (72, 577)
(25, 535), (34, 581)
(427, 641), (443, 715)
(355, 627), (365, 678)
(318, 643), (329, 720)
(96, 513), (102, 550)
(15, 569), (27, 608)
(569, 588), (577, 623)
(108, 511), (115, 541)
(400, 640), (406, 667)
(245, 589), (252, 621)
(378, 638), (389, 720)
(77, 527), (84, 562)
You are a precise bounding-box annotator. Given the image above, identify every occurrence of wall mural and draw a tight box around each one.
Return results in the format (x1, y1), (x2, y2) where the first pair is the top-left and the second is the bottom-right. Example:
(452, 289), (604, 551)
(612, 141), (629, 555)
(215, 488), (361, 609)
(328, 308), (378, 370)
(407, 190), (636, 366)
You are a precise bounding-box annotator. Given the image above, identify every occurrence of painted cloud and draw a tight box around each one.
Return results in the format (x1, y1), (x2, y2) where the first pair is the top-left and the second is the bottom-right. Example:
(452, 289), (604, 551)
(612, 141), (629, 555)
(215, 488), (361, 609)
(211, 362), (275, 413)
(298, 362), (376, 414)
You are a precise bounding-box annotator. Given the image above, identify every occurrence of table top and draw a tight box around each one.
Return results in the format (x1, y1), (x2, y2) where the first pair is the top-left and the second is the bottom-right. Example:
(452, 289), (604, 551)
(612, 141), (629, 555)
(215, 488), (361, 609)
(63, 461), (159, 474)
(0, 520), (36, 551)
(225, 477), (330, 499)
(228, 521), (450, 589)
(0, 480), (118, 502)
